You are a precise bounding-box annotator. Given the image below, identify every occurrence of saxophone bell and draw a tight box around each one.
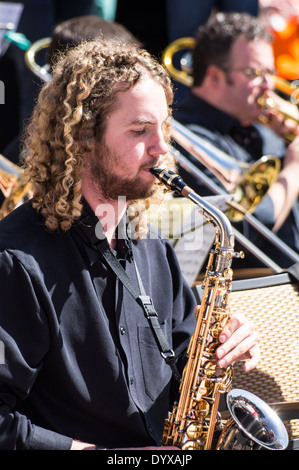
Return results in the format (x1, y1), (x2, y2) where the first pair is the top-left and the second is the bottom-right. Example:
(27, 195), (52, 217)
(217, 389), (289, 450)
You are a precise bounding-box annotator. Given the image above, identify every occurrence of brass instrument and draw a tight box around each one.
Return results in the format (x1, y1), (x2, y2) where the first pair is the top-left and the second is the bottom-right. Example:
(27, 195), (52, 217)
(24, 37), (52, 82)
(162, 37), (299, 266)
(163, 38), (285, 221)
(151, 167), (289, 450)
(163, 36), (297, 94)
(162, 37), (194, 87)
(258, 94), (299, 142)
(0, 37), (49, 219)
(162, 37), (299, 133)
(170, 118), (281, 222)
(0, 37), (49, 218)
(0, 154), (31, 219)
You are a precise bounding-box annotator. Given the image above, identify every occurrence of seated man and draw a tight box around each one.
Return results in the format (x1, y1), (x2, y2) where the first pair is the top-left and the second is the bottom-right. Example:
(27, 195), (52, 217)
(174, 12), (299, 268)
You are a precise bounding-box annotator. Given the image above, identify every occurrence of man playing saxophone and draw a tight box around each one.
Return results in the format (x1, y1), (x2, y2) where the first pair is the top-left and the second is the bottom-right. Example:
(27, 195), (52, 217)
(0, 39), (259, 450)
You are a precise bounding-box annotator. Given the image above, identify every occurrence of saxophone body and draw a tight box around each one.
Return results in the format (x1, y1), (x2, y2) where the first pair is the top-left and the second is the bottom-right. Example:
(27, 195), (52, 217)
(151, 167), (289, 451)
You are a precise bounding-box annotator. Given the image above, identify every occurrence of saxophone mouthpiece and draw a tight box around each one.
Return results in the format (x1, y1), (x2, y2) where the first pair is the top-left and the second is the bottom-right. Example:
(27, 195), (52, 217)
(150, 167), (188, 194)
(150, 167), (164, 178)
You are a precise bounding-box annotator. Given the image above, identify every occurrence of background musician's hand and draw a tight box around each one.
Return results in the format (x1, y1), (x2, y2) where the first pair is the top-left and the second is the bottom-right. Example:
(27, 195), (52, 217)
(267, 133), (299, 231)
(216, 312), (260, 372)
(262, 90), (299, 141)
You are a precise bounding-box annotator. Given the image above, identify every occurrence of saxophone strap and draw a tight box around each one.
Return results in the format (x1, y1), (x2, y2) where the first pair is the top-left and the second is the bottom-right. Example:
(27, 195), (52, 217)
(94, 239), (181, 382)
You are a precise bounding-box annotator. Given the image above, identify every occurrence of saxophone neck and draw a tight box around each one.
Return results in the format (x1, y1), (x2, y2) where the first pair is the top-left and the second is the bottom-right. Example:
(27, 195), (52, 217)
(187, 189), (234, 249)
(150, 167), (239, 262)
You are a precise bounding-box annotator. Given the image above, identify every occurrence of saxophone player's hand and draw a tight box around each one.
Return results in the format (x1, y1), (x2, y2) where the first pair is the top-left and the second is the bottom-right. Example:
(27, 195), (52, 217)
(71, 440), (179, 450)
(216, 313), (260, 372)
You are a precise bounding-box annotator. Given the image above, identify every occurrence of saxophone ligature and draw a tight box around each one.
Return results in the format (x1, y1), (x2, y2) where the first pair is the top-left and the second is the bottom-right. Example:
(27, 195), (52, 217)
(151, 167), (289, 451)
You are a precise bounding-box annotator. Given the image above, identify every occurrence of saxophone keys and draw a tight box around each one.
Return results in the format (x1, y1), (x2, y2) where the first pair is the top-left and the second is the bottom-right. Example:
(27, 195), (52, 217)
(186, 422), (203, 440)
(203, 360), (217, 379)
(218, 365), (234, 391)
(209, 321), (222, 338)
(181, 440), (202, 450)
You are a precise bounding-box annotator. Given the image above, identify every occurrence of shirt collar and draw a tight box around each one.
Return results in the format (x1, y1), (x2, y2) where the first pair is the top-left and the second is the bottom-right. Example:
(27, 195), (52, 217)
(75, 199), (132, 265)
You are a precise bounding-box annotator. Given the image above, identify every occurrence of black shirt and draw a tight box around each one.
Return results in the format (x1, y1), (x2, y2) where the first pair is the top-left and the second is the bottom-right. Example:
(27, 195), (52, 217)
(174, 91), (299, 268)
(0, 201), (196, 449)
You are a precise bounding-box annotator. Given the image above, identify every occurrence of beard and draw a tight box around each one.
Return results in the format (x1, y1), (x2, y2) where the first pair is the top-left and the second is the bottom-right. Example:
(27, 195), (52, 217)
(87, 142), (157, 202)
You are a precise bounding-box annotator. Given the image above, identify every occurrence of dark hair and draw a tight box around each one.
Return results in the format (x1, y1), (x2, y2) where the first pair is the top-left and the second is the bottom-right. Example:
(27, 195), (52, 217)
(192, 12), (272, 86)
(47, 15), (141, 68)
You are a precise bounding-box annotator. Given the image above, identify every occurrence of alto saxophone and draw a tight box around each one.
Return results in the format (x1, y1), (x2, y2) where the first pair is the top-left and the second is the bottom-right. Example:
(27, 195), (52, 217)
(151, 167), (289, 451)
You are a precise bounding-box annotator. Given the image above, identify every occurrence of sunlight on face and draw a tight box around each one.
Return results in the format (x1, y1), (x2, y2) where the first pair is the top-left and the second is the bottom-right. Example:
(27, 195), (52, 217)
(83, 76), (170, 202)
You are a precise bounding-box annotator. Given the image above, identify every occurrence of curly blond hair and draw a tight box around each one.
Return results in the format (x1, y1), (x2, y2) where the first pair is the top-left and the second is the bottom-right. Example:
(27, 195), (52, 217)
(22, 39), (176, 234)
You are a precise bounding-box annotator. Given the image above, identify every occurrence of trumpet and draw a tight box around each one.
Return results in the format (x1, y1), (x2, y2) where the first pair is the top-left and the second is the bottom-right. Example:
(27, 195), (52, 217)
(257, 94), (299, 142)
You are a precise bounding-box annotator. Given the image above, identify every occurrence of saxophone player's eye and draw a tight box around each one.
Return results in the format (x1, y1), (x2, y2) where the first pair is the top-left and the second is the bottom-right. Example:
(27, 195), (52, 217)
(132, 129), (146, 135)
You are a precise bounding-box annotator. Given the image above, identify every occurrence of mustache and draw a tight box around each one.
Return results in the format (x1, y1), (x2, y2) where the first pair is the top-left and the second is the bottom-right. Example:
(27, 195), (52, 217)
(140, 158), (162, 170)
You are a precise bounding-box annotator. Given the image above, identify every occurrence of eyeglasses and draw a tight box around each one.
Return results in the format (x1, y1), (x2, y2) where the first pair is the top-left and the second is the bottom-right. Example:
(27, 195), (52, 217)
(222, 67), (276, 84)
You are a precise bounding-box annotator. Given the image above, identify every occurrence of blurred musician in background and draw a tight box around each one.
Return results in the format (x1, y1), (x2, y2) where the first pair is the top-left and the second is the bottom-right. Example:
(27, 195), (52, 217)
(0, 39), (259, 450)
(174, 12), (299, 268)
(0, 0), (95, 159)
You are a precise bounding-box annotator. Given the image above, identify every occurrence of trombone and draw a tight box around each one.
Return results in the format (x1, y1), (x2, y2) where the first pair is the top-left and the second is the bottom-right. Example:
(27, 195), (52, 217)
(161, 38), (299, 266)
(169, 119), (299, 269)
(170, 118), (281, 222)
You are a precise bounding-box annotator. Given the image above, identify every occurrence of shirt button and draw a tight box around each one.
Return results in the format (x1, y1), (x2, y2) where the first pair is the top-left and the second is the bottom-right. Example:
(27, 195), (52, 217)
(120, 326), (126, 335)
(130, 377), (134, 385)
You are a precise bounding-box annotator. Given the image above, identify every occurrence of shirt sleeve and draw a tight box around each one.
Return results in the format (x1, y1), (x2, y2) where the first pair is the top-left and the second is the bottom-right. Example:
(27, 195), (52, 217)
(252, 194), (275, 227)
(0, 250), (72, 450)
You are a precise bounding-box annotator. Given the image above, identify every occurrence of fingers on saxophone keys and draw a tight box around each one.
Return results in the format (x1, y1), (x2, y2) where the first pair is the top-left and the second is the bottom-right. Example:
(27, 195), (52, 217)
(219, 312), (247, 343)
(216, 318), (259, 369)
(217, 340), (259, 369)
(242, 344), (261, 372)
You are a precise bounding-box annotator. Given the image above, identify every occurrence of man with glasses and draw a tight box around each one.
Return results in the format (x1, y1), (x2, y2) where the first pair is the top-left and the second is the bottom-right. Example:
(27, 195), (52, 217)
(174, 12), (299, 269)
